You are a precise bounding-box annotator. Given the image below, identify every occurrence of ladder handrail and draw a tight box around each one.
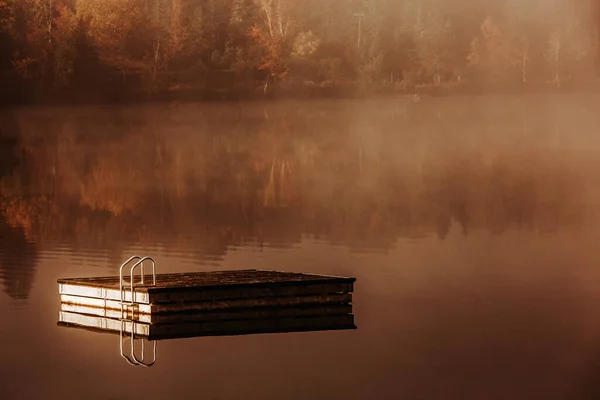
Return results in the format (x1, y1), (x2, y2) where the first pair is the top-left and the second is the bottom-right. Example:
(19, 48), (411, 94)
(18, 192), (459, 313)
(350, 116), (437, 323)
(119, 255), (142, 304)
(118, 255), (157, 306)
(127, 257), (157, 306)
(120, 320), (157, 367)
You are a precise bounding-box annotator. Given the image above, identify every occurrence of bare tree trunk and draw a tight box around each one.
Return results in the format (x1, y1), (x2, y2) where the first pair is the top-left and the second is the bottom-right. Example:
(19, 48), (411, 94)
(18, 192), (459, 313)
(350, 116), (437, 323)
(258, 0), (275, 38)
(47, 0), (53, 44)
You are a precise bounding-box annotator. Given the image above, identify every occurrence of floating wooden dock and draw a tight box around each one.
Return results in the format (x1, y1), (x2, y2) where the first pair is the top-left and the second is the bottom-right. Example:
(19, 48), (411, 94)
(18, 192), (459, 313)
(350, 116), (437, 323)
(58, 269), (355, 314)
(57, 257), (356, 366)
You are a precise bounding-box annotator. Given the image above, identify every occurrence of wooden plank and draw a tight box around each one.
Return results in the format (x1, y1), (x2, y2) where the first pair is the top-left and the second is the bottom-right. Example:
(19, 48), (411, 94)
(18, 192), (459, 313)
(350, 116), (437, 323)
(60, 303), (153, 323)
(60, 303), (353, 324)
(58, 312), (356, 340)
(60, 294), (152, 313)
(60, 293), (353, 314)
(59, 283), (150, 304)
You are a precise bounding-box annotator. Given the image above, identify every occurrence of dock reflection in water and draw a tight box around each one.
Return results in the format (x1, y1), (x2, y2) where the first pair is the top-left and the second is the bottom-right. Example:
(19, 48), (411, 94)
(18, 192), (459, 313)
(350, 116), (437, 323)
(58, 302), (356, 366)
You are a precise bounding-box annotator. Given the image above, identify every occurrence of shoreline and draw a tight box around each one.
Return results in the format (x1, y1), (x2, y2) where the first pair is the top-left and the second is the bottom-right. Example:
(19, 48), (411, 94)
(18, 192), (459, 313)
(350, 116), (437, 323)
(2, 79), (600, 110)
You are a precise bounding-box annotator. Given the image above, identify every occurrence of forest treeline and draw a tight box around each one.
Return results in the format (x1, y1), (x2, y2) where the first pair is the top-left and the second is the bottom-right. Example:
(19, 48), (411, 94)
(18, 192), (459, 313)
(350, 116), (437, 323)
(1, 0), (600, 103)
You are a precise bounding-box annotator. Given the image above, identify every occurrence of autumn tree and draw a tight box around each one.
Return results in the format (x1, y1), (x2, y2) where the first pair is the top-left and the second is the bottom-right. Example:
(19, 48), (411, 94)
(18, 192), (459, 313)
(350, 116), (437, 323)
(140, 0), (188, 89)
(75, 0), (145, 80)
(227, 0), (263, 72)
(8, 0), (56, 83)
(380, 0), (464, 85)
(544, 0), (595, 86)
(468, 16), (516, 85)
(250, 0), (299, 93)
(415, 11), (460, 83)
(51, 2), (78, 87)
(0, 1), (78, 91)
(354, 0), (385, 92)
(500, 0), (542, 85)
(0, 1), (15, 72)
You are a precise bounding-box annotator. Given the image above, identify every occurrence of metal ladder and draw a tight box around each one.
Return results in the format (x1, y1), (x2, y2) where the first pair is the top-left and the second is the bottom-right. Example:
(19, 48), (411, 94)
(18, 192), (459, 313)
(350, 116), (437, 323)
(118, 255), (158, 367)
(118, 255), (157, 311)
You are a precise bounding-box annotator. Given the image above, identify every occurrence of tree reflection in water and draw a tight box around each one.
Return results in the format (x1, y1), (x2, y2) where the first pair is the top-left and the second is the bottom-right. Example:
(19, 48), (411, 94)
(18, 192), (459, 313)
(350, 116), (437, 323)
(0, 100), (595, 280)
(0, 214), (38, 300)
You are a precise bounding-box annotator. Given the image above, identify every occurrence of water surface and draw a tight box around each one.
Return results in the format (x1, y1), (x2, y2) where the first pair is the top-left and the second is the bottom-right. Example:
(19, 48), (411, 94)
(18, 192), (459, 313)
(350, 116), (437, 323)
(2, 96), (600, 399)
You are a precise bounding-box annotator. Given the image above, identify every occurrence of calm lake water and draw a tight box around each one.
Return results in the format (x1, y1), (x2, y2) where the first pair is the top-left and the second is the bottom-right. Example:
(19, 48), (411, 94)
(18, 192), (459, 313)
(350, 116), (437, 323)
(2, 95), (600, 399)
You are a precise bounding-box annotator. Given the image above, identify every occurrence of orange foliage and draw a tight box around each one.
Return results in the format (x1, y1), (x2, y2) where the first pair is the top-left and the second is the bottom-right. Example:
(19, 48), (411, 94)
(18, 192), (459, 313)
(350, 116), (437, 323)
(8, 0), (76, 82)
(12, 57), (36, 78)
(0, 196), (52, 240)
(0, 0), (8, 16)
(166, 0), (187, 57)
(249, 24), (288, 79)
(52, 2), (75, 38)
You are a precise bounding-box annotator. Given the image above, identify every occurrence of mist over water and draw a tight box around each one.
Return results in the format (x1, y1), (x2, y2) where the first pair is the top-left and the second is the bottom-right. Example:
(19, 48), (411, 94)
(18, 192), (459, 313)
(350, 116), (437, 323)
(2, 96), (600, 399)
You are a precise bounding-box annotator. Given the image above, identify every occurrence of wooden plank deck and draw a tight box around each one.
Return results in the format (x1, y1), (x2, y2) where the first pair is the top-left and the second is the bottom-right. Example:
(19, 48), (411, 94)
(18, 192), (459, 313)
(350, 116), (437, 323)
(57, 270), (355, 308)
